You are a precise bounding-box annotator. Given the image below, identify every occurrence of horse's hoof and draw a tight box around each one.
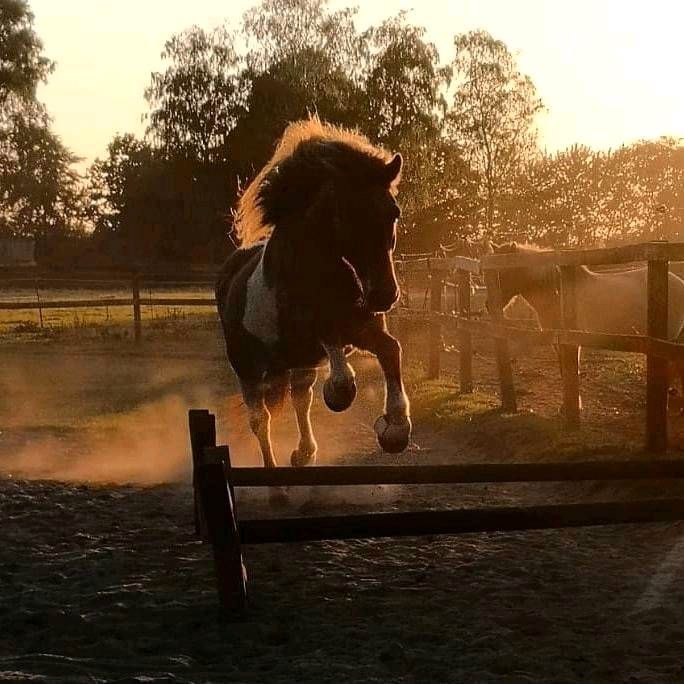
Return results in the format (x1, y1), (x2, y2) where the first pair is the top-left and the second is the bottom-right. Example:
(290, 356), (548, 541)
(374, 415), (411, 454)
(323, 376), (357, 412)
(268, 487), (289, 507)
(290, 448), (316, 467)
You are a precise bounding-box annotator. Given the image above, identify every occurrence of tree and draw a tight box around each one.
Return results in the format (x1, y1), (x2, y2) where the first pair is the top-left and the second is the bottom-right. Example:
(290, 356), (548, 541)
(0, 0), (53, 103)
(87, 133), (235, 266)
(242, 0), (362, 80)
(362, 12), (449, 147)
(144, 25), (245, 163)
(0, 99), (83, 239)
(447, 30), (543, 236)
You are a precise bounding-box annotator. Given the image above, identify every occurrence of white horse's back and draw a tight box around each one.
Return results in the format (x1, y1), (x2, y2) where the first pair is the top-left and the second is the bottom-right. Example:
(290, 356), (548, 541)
(577, 267), (684, 340)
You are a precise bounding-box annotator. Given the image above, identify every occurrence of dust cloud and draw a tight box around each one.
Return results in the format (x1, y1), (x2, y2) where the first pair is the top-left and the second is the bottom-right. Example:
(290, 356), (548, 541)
(0, 349), (400, 507)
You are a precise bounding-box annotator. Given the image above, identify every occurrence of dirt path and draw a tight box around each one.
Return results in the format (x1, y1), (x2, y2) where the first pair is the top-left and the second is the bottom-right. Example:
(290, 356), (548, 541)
(2, 346), (684, 682)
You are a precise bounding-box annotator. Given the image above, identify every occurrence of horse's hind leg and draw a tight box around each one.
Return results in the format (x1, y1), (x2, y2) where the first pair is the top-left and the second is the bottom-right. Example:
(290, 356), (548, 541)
(322, 344), (357, 412)
(240, 379), (277, 468)
(290, 368), (318, 467)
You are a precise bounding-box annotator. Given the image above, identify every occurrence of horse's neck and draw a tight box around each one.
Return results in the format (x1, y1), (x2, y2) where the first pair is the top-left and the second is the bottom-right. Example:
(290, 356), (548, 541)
(519, 267), (560, 328)
(263, 231), (363, 309)
(522, 266), (591, 328)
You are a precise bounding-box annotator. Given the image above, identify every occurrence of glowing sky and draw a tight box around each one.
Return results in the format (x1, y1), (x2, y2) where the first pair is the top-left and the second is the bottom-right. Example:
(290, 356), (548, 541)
(30, 0), (684, 169)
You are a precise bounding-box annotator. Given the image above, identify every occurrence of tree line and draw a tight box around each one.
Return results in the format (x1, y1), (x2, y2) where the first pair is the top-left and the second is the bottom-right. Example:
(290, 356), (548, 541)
(1, 0), (682, 270)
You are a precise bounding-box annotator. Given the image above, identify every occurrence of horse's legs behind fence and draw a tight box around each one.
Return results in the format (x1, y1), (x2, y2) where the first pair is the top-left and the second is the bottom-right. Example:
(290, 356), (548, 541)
(240, 379), (277, 468)
(290, 368), (318, 466)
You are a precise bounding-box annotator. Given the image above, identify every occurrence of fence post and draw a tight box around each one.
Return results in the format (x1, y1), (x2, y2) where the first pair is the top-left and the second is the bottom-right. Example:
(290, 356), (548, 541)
(428, 269), (443, 379)
(188, 409), (216, 538)
(483, 269), (517, 412)
(197, 444), (248, 619)
(132, 274), (142, 343)
(559, 266), (580, 429)
(457, 269), (473, 394)
(646, 258), (669, 453)
(34, 278), (44, 329)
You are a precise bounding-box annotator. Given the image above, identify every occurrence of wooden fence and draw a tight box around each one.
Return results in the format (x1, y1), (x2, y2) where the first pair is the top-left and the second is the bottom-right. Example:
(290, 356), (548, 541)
(4, 241), (682, 451)
(396, 240), (684, 453)
(189, 409), (684, 618)
(0, 272), (216, 342)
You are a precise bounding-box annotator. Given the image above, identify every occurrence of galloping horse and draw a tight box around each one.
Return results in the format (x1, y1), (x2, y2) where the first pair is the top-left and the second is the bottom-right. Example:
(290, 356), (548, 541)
(215, 118), (411, 467)
(488, 242), (684, 389)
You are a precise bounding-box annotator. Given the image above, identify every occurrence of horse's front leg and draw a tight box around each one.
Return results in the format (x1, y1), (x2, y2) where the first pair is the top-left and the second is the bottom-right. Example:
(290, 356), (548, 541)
(353, 316), (411, 454)
(290, 368), (318, 466)
(322, 344), (357, 412)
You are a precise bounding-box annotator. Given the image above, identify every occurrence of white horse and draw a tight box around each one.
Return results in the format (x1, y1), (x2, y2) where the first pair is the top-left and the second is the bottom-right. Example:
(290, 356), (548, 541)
(489, 242), (684, 391)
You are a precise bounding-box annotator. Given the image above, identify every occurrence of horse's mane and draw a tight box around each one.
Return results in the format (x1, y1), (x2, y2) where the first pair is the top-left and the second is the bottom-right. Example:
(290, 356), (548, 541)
(234, 117), (398, 246)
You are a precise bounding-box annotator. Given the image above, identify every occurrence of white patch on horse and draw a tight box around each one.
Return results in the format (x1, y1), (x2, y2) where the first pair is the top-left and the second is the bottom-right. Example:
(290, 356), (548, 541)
(242, 254), (278, 345)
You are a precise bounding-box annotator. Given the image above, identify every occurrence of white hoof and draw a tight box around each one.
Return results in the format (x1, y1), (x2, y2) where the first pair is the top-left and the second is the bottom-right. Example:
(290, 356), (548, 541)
(323, 376), (357, 412)
(374, 415), (412, 454)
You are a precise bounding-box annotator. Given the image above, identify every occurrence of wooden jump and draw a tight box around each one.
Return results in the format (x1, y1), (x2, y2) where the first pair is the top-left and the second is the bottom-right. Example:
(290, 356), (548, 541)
(189, 410), (684, 619)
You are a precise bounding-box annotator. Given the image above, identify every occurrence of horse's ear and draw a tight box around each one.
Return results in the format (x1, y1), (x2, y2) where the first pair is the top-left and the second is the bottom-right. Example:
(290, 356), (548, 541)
(384, 153), (402, 185)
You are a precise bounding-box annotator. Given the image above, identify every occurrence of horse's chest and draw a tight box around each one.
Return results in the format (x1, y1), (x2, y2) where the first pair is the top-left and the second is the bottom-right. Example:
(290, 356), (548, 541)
(242, 260), (279, 346)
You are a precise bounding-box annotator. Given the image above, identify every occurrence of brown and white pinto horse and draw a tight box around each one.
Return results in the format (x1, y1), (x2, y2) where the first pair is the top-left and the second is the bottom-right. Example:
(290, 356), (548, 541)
(216, 118), (411, 467)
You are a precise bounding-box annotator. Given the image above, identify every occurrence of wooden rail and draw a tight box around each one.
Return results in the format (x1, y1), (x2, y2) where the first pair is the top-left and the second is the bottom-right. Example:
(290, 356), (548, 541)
(239, 499), (684, 545)
(480, 240), (684, 270)
(189, 411), (684, 618)
(229, 460), (684, 487)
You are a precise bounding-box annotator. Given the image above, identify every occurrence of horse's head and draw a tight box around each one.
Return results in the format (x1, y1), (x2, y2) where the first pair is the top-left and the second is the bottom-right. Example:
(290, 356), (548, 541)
(252, 127), (403, 312)
(330, 153), (403, 313)
(485, 241), (559, 316)
(488, 241), (522, 307)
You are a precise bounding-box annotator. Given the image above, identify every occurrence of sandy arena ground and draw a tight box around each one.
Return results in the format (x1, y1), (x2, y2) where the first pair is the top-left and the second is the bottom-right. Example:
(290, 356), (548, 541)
(1, 331), (684, 682)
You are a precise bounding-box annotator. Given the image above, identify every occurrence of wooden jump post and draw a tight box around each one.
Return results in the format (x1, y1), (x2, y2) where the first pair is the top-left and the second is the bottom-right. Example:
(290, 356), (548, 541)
(188, 411), (247, 617)
(190, 410), (684, 618)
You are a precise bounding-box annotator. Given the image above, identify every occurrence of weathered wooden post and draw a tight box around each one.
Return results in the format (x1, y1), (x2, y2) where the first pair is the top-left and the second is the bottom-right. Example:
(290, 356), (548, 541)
(483, 269), (517, 412)
(188, 409), (216, 537)
(559, 265), (580, 429)
(646, 256), (669, 452)
(132, 273), (142, 343)
(197, 444), (248, 618)
(428, 268), (443, 379)
(457, 268), (473, 394)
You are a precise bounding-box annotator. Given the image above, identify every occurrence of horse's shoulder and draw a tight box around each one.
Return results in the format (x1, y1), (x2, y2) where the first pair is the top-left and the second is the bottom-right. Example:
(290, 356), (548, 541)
(215, 244), (264, 301)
